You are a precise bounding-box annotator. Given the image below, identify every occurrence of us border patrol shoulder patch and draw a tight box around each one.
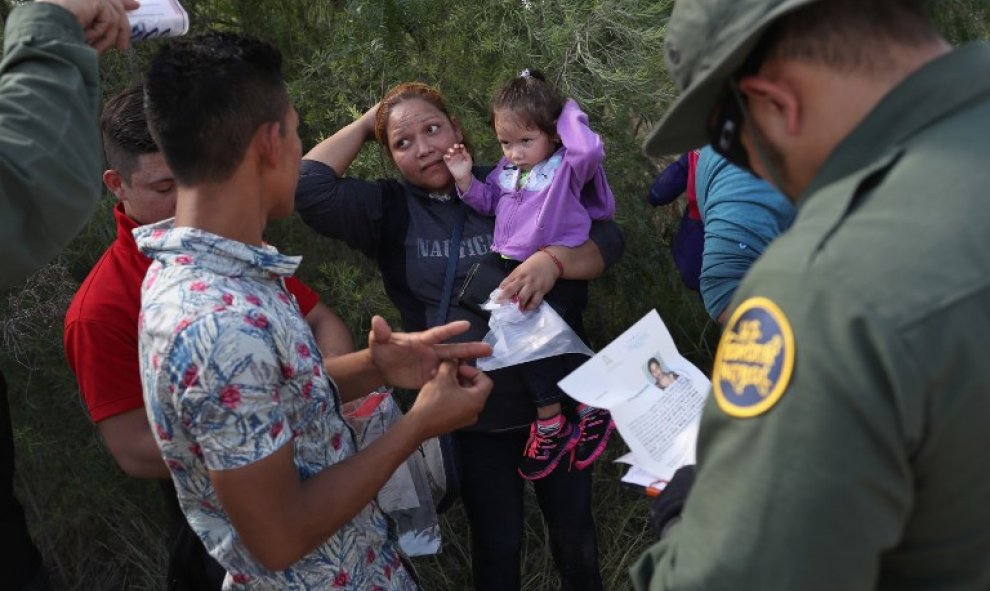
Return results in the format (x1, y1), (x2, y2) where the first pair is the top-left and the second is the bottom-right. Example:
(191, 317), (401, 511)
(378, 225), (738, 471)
(713, 297), (795, 418)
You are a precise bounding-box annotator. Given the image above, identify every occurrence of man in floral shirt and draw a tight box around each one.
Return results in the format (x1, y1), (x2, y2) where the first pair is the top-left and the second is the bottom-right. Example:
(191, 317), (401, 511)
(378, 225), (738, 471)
(137, 33), (492, 590)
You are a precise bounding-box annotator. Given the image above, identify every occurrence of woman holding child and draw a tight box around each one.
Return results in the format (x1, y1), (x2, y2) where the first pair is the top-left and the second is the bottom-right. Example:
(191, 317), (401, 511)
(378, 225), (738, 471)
(294, 78), (621, 589)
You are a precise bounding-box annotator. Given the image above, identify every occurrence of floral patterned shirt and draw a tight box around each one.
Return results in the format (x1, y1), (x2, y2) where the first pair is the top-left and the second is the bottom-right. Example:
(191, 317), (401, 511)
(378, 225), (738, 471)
(136, 221), (415, 590)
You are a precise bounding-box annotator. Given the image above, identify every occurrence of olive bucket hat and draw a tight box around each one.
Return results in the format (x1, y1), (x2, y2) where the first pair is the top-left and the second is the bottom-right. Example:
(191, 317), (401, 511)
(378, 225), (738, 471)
(643, 0), (820, 157)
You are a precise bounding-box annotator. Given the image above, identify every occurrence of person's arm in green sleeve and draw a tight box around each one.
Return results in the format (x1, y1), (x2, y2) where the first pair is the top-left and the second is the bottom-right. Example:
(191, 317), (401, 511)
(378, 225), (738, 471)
(0, 1), (131, 289)
(631, 273), (918, 590)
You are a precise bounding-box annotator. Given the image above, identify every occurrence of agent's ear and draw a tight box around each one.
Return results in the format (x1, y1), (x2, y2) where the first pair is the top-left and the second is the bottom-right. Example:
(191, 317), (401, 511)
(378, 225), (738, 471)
(737, 75), (802, 137)
(103, 169), (125, 201)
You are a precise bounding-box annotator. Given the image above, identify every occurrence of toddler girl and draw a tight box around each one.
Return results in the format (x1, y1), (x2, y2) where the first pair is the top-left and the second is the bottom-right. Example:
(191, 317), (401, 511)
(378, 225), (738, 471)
(444, 69), (615, 480)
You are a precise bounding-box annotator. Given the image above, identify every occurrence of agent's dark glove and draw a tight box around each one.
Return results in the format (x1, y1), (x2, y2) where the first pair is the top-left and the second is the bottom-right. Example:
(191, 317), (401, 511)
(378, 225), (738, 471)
(648, 465), (696, 538)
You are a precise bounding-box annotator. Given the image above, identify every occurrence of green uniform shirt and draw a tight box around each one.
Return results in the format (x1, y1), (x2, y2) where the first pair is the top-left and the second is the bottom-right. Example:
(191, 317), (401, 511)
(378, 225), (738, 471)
(0, 2), (101, 289)
(632, 42), (990, 590)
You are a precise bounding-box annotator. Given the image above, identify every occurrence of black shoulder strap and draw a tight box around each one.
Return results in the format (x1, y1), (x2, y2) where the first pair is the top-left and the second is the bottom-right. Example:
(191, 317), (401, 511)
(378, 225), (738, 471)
(433, 203), (468, 327)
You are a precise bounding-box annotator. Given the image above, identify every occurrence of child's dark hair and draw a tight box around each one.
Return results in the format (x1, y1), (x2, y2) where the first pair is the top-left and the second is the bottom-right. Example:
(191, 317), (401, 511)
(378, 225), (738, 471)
(490, 69), (564, 139)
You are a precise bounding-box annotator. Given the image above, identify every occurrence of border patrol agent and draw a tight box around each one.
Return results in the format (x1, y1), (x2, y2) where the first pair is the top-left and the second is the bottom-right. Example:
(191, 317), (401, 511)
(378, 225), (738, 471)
(1, 1), (134, 588)
(631, 0), (990, 589)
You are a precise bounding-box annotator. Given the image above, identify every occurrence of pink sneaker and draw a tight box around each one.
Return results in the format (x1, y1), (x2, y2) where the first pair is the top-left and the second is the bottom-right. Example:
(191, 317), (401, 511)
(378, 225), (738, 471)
(518, 416), (580, 480)
(573, 406), (615, 470)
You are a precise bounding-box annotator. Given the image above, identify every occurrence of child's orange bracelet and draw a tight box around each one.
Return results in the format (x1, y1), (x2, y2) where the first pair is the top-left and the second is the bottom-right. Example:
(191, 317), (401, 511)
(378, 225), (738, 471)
(538, 247), (564, 278)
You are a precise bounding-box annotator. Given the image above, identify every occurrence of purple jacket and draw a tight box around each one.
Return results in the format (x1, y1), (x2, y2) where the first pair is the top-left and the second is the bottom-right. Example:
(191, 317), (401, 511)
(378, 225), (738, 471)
(460, 99), (616, 260)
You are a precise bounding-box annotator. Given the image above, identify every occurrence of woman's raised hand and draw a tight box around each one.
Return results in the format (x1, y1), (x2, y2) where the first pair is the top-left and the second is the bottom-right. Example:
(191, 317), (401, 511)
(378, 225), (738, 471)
(358, 102), (381, 142)
(304, 101), (381, 173)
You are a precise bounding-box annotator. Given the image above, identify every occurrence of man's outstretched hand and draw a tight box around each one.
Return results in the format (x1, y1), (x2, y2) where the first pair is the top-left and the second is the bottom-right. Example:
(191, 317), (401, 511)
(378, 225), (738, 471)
(405, 360), (492, 438)
(367, 315), (492, 389)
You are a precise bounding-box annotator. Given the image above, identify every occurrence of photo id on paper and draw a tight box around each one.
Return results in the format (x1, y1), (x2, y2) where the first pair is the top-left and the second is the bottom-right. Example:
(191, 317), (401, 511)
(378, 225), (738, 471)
(558, 310), (710, 485)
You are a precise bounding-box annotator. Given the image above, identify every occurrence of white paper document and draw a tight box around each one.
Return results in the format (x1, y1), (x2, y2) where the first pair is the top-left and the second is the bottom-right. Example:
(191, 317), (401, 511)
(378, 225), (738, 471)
(559, 310), (710, 485)
(129, 0), (189, 40)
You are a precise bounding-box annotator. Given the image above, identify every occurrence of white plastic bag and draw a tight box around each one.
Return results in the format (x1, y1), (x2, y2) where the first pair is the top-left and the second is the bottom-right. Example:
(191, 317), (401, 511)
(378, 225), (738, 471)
(476, 288), (594, 371)
(343, 389), (442, 556)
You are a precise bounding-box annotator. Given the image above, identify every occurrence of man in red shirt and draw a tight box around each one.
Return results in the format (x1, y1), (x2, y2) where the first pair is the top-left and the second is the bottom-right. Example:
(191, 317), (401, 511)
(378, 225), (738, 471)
(63, 85), (352, 590)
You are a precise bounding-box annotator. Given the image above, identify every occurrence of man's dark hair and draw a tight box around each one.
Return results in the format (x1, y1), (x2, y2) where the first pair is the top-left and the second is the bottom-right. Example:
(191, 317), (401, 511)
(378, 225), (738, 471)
(755, 0), (939, 75)
(101, 85), (157, 181)
(144, 32), (289, 186)
(490, 69), (564, 139)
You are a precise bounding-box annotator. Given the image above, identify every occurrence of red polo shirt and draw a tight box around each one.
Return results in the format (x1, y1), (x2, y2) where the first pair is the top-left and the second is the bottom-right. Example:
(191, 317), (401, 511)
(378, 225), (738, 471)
(64, 203), (319, 423)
